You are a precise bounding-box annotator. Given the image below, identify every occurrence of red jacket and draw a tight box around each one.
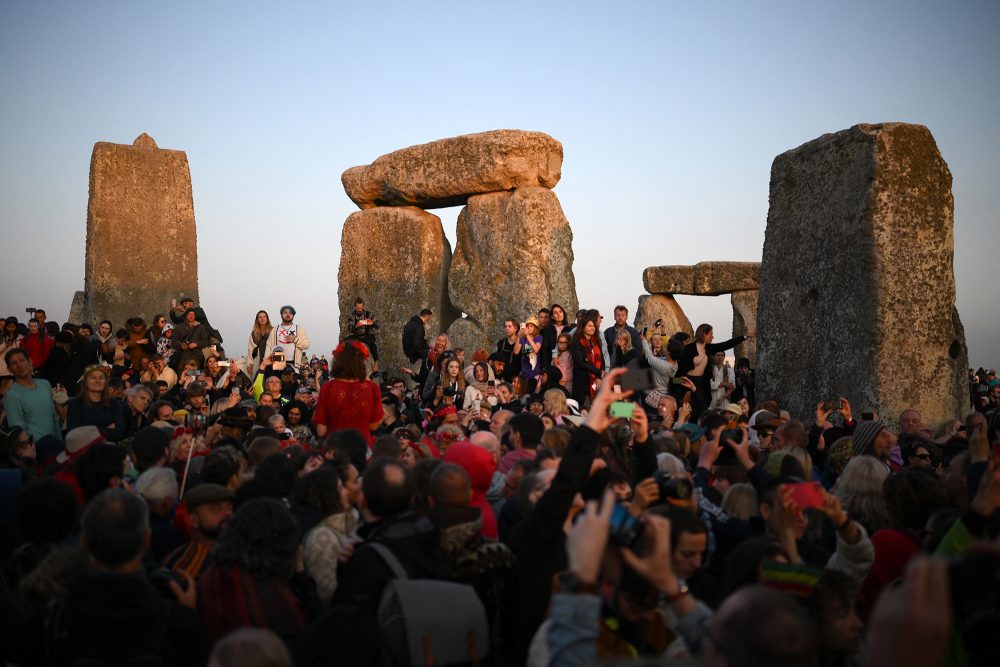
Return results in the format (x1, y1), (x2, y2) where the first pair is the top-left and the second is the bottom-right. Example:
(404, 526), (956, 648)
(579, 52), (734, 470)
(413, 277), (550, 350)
(21, 333), (53, 369)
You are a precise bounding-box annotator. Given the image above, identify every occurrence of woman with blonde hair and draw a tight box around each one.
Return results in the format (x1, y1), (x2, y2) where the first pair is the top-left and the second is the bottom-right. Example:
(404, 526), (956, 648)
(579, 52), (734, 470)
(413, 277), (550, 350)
(721, 483), (759, 520)
(832, 455), (891, 534)
(247, 310), (273, 377)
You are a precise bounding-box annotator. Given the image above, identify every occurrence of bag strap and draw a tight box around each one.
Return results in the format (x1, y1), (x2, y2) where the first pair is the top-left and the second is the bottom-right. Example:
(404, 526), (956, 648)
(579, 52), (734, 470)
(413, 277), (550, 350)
(368, 542), (408, 580)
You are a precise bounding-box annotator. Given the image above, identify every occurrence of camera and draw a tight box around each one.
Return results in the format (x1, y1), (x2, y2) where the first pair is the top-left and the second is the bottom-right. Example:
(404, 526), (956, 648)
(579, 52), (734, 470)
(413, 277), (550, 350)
(609, 503), (644, 549)
(653, 470), (693, 504)
(25, 307), (36, 314)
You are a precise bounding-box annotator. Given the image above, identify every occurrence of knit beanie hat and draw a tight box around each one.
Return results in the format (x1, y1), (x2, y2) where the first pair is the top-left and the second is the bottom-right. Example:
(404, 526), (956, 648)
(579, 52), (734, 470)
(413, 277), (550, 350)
(852, 420), (886, 456)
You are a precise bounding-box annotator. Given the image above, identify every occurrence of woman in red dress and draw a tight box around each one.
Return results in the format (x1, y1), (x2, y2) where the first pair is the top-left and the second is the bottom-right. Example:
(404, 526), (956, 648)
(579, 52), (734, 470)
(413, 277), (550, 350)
(313, 340), (383, 445)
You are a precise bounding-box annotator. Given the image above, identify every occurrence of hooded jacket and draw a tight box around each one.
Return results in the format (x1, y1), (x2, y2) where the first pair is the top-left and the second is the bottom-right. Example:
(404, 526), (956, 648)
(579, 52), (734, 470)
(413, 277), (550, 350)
(444, 442), (499, 539)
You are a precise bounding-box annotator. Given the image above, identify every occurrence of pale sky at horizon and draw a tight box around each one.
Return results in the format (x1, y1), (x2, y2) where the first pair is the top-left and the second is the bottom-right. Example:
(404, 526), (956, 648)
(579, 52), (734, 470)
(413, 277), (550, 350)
(1, 1), (997, 367)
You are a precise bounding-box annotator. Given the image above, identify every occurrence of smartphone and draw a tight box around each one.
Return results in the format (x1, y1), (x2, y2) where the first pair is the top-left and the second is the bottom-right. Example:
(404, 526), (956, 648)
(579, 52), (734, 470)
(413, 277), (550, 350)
(620, 360), (652, 392)
(671, 376), (688, 385)
(785, 481), (825, 510)
(609, 401), (636, 419)
(231, 385), (240, 395)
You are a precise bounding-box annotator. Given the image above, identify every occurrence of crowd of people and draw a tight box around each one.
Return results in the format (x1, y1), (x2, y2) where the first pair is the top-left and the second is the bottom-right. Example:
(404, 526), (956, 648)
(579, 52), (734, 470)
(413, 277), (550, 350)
(0, 296), (998, 667)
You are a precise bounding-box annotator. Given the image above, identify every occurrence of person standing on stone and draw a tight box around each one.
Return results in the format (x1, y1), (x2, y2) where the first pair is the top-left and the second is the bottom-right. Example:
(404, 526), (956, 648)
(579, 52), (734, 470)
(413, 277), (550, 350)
(172, 309), (210, 370)
(265, 305), (310, 372)
(1, 316), (24, 382)
(603, 305), (642, 358)
(21, 318), (53, 371)
(569, 314), (604, 406)
(550, 303), (570, 338)
(495, 318), (522, 384)
(709, 350), (735, 409)
(345, 297), (380, 375)
(676, 323), (747, 420)
(401, 308), (432, 387)
(247, 310), (273, 377)
(169, 296), (195, 325)
(516, 317), (544, 380)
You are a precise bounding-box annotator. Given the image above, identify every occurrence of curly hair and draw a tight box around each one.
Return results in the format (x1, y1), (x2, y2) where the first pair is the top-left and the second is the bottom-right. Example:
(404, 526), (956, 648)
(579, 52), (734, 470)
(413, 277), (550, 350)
(214, 498), (299, 578)
(330, 341), (367, 381)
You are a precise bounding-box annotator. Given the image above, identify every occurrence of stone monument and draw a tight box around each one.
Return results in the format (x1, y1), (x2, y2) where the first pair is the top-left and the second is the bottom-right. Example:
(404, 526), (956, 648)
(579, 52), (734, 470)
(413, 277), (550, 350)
(70, 133), (199, 328)
(638, 261), (760, 364)
(338, 130), (578, 370)
(756, 122), (969, 428)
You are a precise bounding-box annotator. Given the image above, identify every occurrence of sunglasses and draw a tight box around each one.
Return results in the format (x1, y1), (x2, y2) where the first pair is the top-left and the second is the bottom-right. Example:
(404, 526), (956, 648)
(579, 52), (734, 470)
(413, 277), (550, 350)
(914, 453), (932, 461)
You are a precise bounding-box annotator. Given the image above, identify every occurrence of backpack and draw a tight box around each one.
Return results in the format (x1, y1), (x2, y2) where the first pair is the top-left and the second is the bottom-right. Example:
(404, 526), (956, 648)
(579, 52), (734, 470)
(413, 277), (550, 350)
(369, 542), (489, 667)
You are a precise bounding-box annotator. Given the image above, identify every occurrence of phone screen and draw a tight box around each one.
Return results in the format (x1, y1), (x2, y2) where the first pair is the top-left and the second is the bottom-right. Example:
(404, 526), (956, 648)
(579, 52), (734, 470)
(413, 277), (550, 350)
(609, 401), (636, 418)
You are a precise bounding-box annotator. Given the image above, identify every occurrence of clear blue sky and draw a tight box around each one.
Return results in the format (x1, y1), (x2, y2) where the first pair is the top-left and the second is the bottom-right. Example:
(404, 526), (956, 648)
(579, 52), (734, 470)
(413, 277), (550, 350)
(2, 1), (997, 366)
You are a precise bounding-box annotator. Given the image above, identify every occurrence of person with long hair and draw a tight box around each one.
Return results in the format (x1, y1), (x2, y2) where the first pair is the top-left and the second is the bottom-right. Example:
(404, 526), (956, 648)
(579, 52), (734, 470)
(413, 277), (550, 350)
(247, 310), (273, 377)
(569, 314), (604, 405)
(313, 340), (383, 445)
(0, 426), (36, 481)
(66, 366), (125, 442)
(148, 314), (168, 348)
(549, 304), (569, 337)
(93, 320), (116, 364)
(0, 316), (23, 381)
(674, 323), (748, 420)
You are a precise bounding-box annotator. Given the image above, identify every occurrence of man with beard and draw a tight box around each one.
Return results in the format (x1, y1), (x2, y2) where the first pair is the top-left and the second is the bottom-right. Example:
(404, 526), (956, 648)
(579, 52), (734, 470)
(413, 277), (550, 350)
(161, 483), (234, 580)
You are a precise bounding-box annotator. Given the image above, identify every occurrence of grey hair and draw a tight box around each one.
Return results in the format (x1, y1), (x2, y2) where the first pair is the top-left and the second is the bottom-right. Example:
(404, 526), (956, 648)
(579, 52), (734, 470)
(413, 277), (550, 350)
(134, 467), (179, 504)
(124, 384), (153, 401)
(656, 452), (687, 476)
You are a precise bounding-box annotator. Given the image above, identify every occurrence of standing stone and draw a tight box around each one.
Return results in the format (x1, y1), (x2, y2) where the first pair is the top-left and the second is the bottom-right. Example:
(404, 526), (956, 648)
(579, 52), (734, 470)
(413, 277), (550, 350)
(81, 134), (198, 329)
(447, 187), (578, 354)
(633, 294), (693, 339)
(338, 206), (454, 371)
(342, 130), (563, 209)
(730, 290), (758, 366)
(757, 123), (968, 429)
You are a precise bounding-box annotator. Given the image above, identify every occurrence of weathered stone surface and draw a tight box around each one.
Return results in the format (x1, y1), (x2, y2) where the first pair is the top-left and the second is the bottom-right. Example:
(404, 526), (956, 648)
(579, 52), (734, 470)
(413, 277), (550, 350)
(643, 261), (760, 296)
(80, 134), (199, 329)
(730, 290), (758, 367)
(68, 291), (86, 326)
(338, 206), (454, 370)
(632, 294), (693, 338)
(447, 187), (578, 353)
(757, 123), (968, 429)
(342, 130), (563, 210)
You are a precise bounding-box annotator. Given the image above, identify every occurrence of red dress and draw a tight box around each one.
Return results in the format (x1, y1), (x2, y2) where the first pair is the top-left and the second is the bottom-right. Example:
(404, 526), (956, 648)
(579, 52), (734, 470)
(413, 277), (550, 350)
(313, 378), (383, 445)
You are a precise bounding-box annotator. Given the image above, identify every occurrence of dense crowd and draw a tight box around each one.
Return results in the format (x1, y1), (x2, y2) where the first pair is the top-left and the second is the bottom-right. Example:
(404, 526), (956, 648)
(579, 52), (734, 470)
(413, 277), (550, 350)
(0, 296), (998, 667)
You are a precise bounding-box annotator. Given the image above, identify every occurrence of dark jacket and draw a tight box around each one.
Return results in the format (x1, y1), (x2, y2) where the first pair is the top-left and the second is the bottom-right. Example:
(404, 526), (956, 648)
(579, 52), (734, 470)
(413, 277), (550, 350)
(503, 425), (601, 664)
(569, 336), (603, 405)
(332, 511), (451, 614)
(402, 316), (429, 363)
(42, 570), (205, 667)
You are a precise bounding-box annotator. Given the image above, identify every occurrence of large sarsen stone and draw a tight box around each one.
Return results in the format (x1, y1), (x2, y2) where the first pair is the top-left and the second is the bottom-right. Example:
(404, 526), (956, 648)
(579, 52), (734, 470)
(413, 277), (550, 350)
(756, 123), (968, 429)
(81, 134), (199, 329)
(447, 187), (578, 354)
(342, 130), (563, 209)
(338, 206), (454, 370)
